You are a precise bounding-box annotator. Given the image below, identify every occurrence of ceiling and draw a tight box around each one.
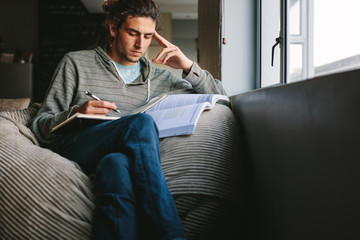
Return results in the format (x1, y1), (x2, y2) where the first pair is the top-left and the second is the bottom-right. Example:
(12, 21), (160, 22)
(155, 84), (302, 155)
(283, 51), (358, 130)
(80, 0), (198, 19)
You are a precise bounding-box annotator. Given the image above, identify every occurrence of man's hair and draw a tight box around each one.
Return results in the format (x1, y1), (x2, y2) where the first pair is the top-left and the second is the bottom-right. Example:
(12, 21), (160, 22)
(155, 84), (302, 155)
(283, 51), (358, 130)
(102, 0), (161, 49)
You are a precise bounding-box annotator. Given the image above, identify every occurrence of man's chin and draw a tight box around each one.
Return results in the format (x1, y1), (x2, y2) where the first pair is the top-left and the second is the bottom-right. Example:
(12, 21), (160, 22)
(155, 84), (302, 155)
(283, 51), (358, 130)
(126, 56), (141, 64)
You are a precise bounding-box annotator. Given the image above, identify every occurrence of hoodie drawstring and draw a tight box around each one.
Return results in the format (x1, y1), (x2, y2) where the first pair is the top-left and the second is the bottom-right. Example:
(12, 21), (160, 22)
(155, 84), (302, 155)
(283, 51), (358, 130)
(146, 77), (151, 102)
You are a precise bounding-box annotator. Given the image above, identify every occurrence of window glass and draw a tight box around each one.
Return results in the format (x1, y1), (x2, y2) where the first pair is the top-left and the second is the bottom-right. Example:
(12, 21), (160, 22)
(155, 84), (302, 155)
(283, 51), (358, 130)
(288, 0), (304, 83)
(261, 0), (281, 87)
(289, 0), (301, 35)
(314, 0), (360, 76)
(289, 44), (303, 82)
(286, 0), (360, 83)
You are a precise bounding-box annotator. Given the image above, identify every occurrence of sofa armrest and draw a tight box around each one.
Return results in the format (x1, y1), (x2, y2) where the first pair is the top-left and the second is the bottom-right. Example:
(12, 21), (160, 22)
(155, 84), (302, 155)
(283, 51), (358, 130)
(231, 69), (360, 239)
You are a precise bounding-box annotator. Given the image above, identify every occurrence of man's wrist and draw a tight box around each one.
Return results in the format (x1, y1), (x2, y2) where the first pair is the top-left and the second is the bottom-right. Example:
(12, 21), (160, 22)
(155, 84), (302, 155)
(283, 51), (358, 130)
(183, 60), (194, 75)
(68, 105), (79, 118)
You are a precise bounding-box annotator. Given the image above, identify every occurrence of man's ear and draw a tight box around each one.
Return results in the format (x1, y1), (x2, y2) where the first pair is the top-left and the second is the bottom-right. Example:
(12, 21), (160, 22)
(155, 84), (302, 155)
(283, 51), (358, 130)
(109, 23), (118, 37)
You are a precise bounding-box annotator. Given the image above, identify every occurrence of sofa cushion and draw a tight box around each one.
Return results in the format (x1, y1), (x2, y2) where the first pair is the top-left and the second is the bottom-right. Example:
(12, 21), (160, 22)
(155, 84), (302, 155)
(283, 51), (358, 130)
(0, 103), (41, 145)
(0, 103), (245, 240)
(159, 104), (245, 239)
(0, 98), (31, 111)
(0, 107), (95, 240)
(160, 104), (243, 201)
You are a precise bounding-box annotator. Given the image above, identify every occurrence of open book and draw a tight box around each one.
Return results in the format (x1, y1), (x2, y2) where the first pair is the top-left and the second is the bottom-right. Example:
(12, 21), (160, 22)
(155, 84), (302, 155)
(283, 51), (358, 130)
(50, 95), (167, 134)
(51, 113), (120, 134)
(144, 94), (229, 138)
(51, 94), (229, 138)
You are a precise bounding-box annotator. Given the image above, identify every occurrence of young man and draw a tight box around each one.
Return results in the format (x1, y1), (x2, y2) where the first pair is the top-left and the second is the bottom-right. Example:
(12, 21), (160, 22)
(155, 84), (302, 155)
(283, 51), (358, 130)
(30, 0), (226, 239)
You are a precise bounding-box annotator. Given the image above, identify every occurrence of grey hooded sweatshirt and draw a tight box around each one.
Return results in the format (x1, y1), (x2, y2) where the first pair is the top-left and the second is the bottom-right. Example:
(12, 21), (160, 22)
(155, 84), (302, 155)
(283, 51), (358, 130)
(30, 46), (227, 146)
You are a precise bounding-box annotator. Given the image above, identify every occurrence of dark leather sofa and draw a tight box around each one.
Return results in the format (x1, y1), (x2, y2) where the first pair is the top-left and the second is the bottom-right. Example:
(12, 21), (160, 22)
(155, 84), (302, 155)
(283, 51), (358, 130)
(232, 69), (360, 240)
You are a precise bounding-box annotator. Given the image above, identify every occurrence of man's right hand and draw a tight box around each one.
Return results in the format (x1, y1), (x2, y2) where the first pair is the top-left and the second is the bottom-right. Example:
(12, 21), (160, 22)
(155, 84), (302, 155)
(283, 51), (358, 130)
(72, 100), (117, 115)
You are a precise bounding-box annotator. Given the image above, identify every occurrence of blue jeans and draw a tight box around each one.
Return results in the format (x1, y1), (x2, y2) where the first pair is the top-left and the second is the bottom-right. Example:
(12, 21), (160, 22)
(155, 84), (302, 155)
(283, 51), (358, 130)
(50, 113), (186, 240)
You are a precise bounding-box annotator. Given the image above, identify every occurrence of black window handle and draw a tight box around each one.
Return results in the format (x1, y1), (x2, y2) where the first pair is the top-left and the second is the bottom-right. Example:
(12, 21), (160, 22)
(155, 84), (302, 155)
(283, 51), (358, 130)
(271, 37), (282, 66)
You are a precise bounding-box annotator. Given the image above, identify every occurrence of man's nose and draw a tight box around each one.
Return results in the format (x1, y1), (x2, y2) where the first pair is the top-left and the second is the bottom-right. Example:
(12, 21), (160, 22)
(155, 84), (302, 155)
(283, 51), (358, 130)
(135, 36), (144, 48)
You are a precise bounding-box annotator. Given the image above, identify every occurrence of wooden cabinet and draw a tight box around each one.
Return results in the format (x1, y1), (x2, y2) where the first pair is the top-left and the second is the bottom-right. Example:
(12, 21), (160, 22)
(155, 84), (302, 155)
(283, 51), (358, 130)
(198, 0), (221, 79)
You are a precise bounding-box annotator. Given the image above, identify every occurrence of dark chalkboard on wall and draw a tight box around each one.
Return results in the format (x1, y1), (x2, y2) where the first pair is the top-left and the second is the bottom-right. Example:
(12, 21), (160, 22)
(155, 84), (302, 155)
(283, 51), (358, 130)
(36, 0), (104, 102)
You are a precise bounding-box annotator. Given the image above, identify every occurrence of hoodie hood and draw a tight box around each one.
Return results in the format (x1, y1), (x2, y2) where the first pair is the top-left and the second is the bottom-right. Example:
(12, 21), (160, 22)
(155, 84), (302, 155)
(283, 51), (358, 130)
(94, 46), (154, 102)
(94, 46), (154, 83)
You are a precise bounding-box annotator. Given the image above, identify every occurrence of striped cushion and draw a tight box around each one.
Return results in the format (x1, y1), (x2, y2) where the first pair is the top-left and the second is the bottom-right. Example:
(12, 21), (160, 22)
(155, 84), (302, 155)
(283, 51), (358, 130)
(0, 106), (95, 240)
(161, 104), (243, 202)
(0, 98), (30, 111)
(160, 104), (245, 239)
(0, 103), (244, 239)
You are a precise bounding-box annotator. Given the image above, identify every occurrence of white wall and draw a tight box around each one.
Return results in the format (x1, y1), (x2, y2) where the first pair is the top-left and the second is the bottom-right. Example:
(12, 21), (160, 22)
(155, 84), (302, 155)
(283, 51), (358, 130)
(221, 0), (256, 96)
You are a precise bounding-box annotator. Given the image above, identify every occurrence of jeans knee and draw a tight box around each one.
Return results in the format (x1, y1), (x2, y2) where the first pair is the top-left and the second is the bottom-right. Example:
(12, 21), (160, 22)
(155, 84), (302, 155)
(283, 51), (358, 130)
(97, 153), (129, 175)
(128, 113), (158, 134)
(133, 113), (155, 126)
(96, 153), (134, 197)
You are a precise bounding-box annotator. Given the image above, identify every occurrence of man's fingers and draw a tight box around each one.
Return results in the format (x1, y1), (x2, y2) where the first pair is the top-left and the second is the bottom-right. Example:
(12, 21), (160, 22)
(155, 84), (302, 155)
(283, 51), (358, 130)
(88, 106), (111, 115)
(89, 100), (116, 109)
(73, 100), (117, 116)
(85, 100), (117, 115)
(153, 31), (171, 48)
(152, 46), (177, 63)
(162, 51), (177, 65)
(152, 49), (166, 63)
(152, 31), (192, 71)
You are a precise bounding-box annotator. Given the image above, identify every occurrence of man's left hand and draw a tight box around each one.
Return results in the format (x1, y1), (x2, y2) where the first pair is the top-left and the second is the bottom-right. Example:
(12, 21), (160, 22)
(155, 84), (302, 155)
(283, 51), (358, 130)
(152, 31), (193, 74)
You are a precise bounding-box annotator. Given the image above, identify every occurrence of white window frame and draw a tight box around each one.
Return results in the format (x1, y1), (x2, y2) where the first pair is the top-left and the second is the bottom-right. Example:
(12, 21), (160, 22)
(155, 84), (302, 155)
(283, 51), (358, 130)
(259, 0), (283, 88)
(261, 0), (360, 88)
(287, 0), (314, 82)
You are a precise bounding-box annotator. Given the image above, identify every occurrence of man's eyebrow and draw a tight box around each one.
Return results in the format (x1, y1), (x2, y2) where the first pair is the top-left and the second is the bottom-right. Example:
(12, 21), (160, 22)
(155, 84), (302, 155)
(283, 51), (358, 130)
(126, 28), (154, 36)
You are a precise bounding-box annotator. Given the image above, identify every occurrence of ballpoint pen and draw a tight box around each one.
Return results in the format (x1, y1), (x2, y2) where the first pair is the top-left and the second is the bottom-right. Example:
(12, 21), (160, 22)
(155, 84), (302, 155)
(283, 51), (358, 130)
(84, 91), (121, 114)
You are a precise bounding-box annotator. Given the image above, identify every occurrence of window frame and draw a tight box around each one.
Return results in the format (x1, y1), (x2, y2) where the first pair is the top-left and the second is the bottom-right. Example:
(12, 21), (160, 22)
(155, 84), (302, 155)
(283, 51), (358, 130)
(287, 0), (314, 83)
(260, 0), (360, 89)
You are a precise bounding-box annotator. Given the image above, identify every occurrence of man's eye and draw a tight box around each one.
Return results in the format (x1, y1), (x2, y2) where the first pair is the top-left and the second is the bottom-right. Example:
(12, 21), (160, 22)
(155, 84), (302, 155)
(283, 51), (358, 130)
(129, 32), (136, 36)
(145, 35), (152, 39)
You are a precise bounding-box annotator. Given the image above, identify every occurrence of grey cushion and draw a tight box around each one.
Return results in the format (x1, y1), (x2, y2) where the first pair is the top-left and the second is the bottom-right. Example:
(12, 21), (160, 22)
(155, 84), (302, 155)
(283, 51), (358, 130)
(0, 103), (244, 240)
(0, 104), (95, 240)
(159, 104), (245, 239)
(0, 98), (31, 111)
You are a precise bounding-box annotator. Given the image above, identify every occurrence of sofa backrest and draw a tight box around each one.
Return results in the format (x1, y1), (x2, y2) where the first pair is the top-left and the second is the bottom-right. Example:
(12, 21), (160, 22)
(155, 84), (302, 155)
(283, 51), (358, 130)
(232, 69), (360, 240)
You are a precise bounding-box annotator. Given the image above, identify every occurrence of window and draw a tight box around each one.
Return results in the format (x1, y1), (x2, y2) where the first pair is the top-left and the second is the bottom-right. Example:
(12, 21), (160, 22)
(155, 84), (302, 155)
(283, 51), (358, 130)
(260, 0), (282, 87)
(288, 0), (360, 82)
(261, 0), (360, 86)
(288, 0), (309, 82)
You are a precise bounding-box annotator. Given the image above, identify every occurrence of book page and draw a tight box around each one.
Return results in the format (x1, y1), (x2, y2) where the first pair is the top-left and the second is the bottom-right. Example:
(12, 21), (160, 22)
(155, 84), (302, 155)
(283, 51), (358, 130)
(146, 102), (211, 138)
(130, 94), (168, 114)
(146, 94), (228, 113)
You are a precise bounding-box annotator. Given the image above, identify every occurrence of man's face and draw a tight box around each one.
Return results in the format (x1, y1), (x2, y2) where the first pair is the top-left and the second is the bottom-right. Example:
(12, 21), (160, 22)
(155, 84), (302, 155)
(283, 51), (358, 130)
(109, 16), (156, 65)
